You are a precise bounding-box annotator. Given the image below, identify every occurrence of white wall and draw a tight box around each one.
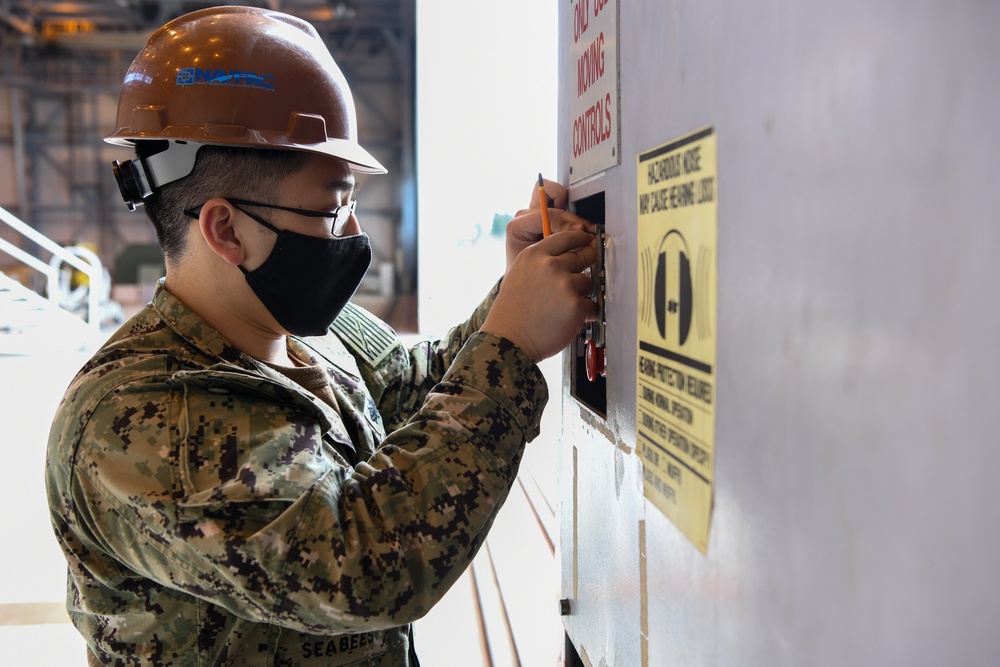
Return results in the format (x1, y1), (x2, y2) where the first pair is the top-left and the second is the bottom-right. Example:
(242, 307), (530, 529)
(415, 1), (558, 333)
(414, 6), (566, 663)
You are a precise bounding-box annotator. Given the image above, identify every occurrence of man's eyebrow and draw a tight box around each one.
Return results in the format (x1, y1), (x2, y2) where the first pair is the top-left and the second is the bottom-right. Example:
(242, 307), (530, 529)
(327, 176), (356, 193)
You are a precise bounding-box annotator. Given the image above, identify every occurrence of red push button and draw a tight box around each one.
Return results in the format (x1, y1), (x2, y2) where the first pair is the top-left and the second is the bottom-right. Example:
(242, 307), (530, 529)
(585, 339), (605, 382)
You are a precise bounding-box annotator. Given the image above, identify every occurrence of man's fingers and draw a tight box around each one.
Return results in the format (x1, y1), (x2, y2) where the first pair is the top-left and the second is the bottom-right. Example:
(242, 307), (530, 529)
(549, 209), (595, 234)
(512, 209), (594, 233)
(568, 272), (595, 296)
(536, 231), (597, 272)
(528, 178), (568, 209)
(538, 229), (595, 253)
(560, 243), (597, 273)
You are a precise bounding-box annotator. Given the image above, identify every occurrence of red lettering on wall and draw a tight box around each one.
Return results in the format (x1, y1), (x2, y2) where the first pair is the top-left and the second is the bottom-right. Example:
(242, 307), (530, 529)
(573, 0), (590, 43)
(572, 91), (613, 158)
(576, 32), (605, 98)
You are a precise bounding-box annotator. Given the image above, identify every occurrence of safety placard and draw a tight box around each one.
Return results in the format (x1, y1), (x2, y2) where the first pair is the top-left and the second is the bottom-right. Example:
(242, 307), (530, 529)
(636, 127), (717, 553)
(567, 0), (619, 182)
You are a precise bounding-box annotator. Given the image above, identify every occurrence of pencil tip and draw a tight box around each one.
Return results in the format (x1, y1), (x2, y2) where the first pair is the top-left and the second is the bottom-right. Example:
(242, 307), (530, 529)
(538, 173), (545, 187)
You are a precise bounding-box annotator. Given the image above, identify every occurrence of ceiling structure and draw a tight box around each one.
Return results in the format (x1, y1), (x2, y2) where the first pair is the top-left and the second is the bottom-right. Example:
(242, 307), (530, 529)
(0, 0), (417, 299)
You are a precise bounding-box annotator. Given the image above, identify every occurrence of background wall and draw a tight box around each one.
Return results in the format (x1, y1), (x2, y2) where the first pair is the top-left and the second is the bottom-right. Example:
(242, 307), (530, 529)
(415, 1), (558, 333)
(414, 2), (567, 664)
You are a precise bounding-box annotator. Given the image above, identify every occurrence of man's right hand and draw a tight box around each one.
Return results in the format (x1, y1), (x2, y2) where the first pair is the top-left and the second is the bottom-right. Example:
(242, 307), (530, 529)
(482, 230), (598, 363)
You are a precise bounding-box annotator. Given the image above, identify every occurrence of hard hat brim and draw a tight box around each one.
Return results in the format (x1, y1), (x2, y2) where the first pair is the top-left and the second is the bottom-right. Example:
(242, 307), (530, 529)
(105, 133), (387, 175)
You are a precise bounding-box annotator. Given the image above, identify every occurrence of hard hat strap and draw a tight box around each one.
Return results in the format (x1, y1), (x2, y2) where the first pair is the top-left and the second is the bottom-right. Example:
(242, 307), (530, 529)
(144, 141), (203, 190)
(111, 141), (204, 210)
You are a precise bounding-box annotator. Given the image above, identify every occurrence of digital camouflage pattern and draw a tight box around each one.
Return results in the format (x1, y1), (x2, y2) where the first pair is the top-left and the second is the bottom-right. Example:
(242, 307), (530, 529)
(46, 281), (547, 666)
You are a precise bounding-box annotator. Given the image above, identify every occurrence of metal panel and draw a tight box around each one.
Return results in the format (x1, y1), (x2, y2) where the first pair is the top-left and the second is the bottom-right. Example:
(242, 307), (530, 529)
(559, 2), (1000, 665)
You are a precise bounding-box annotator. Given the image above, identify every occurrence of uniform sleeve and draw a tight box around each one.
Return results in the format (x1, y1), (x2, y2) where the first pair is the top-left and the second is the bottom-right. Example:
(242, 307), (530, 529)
(68, 331), (546, 635)
(374, 281), (500, 431)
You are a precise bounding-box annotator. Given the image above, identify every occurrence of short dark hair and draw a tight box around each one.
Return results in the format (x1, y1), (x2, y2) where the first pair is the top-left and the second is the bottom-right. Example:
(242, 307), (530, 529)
(135, 142), (311, 260)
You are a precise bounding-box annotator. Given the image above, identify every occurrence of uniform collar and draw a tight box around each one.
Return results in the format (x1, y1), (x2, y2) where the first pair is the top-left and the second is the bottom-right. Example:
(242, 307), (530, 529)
(150, 280), (354, 447)
(152, 279), (259, 367)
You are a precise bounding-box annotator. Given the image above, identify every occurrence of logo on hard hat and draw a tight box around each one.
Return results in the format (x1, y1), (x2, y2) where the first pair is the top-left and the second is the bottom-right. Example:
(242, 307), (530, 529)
(176, 68), (275, 91)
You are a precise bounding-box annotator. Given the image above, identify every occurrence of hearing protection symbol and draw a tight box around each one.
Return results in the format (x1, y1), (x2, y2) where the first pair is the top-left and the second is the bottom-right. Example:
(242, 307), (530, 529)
(641, 229), (712, 346)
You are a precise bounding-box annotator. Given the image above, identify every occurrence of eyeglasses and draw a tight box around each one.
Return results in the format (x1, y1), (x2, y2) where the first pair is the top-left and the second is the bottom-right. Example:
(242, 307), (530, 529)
(185, 198), (357, 237)
(230, 198), (357, 237)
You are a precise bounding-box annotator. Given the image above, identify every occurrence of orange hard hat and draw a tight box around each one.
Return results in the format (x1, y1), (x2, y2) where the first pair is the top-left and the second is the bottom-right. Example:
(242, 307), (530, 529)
(105, 6), (386, 176)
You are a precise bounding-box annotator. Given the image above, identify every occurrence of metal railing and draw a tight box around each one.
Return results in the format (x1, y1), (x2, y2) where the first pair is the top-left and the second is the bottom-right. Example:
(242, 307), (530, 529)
(0, 205), (103, 331)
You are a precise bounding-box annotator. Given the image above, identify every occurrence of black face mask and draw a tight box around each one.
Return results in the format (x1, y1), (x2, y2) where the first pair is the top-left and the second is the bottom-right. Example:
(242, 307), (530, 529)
(234, 205), (372, 336)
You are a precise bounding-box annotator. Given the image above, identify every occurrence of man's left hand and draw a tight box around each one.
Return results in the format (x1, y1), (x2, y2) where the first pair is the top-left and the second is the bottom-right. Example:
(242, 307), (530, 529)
(504, 177), (594, 274)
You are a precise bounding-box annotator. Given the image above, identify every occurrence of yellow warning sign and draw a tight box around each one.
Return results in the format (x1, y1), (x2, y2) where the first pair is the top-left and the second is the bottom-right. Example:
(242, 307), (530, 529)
(636, 127), (717, 553)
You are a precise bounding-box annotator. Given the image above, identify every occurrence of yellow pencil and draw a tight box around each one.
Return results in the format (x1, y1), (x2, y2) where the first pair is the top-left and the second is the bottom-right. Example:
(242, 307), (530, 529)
(538, 173), (553, 237)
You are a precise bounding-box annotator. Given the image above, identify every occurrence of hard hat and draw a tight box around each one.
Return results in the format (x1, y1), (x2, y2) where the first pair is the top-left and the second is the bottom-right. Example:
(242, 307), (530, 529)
(106, 6), (386, 209)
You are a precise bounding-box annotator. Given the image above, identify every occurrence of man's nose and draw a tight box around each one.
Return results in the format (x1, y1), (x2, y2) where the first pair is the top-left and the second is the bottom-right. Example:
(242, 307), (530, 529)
(340, 212), (362, 238)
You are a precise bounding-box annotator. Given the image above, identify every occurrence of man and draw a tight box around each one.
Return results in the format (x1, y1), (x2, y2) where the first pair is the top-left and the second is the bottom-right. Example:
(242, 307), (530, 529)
(46, 6), (596, 666)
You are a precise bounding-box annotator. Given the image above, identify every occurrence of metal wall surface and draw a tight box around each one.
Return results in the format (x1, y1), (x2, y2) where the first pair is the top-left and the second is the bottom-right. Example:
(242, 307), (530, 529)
(558, 2), (1000, 666)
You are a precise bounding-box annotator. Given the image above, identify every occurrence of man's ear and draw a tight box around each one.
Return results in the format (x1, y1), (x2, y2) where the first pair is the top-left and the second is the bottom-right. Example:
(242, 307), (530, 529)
(197, 198), (245, 266)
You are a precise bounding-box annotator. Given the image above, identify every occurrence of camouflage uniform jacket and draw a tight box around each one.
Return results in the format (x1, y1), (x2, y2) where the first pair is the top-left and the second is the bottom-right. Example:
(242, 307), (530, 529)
(46, 281), (547, 666)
